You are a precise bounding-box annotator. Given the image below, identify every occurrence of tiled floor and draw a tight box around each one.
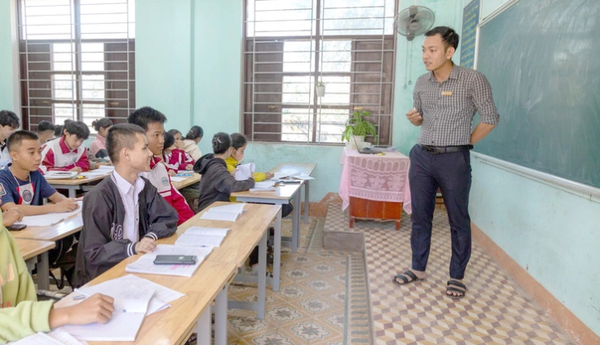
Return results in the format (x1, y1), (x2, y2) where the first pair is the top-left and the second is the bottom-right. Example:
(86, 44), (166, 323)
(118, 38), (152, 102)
(324, 203), (575, 345)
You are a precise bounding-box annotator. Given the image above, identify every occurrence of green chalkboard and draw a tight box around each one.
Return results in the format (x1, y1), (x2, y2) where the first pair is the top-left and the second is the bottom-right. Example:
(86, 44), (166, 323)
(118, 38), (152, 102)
(475, 0), (600, 188)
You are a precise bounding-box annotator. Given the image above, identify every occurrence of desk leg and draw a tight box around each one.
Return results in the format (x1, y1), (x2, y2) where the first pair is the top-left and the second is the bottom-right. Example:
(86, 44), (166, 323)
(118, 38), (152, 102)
(272, 207), (282, 292)
(214, 286), (228, 345)
(68, 187), (77, 199)
(37, 253), (49, 291)
(304, 180), (310, 224)
(291, 192), (300, 253)
(196, 305), (211, 345)
(257, 232), (267, 319)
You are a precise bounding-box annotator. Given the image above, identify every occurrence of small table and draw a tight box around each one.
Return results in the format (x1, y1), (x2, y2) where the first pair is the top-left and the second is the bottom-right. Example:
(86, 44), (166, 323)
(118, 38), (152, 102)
(171, 173), (201, 190)
(10, 214), (83, 242)
(339, 148), (412, 230)
(268, 163), (316, 224)
(15, 238), (55, 290)
(45, 174), (108, 198)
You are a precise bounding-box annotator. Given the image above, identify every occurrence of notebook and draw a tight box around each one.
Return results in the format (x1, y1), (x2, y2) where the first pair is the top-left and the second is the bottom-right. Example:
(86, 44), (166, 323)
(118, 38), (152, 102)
(175, 226), (231, 247)
(20, 201), (83, 227)
(249, 181), (276, 192)
(60, 286), (154, 341)
(125, 245), (213, 277)
(11, 329), (87, 345)
(200, 203), (246, 221)
(234, 162), (255, 180)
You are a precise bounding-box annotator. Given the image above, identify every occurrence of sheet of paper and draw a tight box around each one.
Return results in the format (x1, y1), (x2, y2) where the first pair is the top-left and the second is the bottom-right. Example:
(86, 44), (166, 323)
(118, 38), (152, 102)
(11, 329), (88, 345)
(79, 274), (184, 316)
(20, 201), (83, 226)
(234, 162), (255, 180)
(61, 310), (145, 342)
(207, 204), (245, 214)
(125, 245), (213, 277)
(273, 170), (300, 179)
(169, 176), (187, 182)
(294, 174), (314, 180)
(79, 171), (110, 178)
(184, 226), (230, 236)
(250, 181), (276, 191)
(115, 286), (154, 313)
(96, 165), (115, 172)
(200, 211), (239, 222)
(175, 233), (225, 247)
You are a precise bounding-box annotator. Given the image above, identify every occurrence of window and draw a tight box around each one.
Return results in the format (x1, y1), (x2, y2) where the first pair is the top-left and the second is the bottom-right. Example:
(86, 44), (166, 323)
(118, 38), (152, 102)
(243, 0), (398, 144)
(18, 0), (135, 132)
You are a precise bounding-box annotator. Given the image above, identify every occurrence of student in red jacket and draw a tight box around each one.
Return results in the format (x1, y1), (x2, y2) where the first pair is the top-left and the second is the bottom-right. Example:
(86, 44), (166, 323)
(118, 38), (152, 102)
(41, 120), (90, 173)
(128, 107), (194, 224)
(163, 131), (194, 174)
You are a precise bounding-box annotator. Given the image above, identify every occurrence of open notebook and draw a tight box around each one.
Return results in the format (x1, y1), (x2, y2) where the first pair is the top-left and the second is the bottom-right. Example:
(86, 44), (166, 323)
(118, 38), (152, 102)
(200, 203), (245, 221)
(126, 244), (213, 277)
(175, 226), (231, 247)
(10, 329), (87, 345)
(19, 201), (83, 227)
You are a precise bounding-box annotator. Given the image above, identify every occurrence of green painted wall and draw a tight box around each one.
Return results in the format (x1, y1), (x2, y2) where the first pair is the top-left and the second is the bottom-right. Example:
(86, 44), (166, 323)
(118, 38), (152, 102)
(0, 0), (15, 111)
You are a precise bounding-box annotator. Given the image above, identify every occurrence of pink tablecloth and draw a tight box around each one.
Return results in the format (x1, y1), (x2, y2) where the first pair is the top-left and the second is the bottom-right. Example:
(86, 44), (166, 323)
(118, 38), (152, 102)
(339, 148), (412, 214)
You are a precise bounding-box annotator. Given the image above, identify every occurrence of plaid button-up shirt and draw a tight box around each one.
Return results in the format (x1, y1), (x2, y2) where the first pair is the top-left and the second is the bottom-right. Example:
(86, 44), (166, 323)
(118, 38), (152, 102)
(413, 64), (499, 146)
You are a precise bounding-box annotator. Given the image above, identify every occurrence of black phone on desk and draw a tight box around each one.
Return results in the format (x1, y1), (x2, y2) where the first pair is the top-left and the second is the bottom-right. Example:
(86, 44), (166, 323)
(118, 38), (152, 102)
(7, 223), (26, 231)
(153, 255), (197, 265)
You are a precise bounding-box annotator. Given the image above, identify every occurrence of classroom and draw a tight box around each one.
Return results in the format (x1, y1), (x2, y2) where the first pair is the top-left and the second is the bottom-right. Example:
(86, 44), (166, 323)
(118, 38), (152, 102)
(0, 0), (598, 344)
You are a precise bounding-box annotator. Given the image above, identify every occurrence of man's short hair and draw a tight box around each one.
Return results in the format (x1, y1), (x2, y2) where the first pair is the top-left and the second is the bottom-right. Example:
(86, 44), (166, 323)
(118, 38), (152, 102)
(0, 110), (20, 129)
(64, 120), (90, 140)
(37, 120), (55, 133)
(7, 130), (39, 152)
(106, 123), (146, 163)
(425, 26), (459, 50)
(127, 107), (167, 131)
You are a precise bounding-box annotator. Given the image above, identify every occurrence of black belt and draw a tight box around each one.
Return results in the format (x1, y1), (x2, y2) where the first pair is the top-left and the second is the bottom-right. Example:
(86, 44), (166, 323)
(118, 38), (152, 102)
(420, 144), (473, 154)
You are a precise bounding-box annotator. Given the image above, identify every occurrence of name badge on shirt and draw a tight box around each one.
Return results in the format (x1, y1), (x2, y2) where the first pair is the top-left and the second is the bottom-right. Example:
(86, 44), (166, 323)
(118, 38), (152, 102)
(442, 91), (453, 96)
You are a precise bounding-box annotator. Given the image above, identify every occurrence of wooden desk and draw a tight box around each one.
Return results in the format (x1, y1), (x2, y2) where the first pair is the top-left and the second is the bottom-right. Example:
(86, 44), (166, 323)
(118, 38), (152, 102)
(56, 259), (236, 345)
(179, 202), (281, 317)
(171, 173), (201, 190)
(46, 174), (108, 198)
(15, 238), (55, 291)
(10, 214), (83, 242)
(268, 163), (316, 224)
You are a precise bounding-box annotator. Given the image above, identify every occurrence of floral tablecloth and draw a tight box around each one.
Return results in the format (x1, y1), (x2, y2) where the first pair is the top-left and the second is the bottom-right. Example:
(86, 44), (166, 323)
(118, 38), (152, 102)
(339, 148), (412, 214)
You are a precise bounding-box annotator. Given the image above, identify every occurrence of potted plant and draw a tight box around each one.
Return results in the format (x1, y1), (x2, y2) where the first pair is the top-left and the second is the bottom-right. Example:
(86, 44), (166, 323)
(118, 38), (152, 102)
(342, 107), (377, 149)
(316, 81), (326, 97)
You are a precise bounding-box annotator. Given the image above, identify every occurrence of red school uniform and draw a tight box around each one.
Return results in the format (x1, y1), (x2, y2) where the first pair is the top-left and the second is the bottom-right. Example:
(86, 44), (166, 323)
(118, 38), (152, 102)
(163, 149), (195, 172)
(40, 137), (90, 173)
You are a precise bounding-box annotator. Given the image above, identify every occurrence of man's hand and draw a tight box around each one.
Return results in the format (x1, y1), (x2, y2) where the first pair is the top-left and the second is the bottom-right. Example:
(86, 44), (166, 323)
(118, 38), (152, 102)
(53, 198), (79, 213)
(49, 293), (115, 328)
(406, 108), (423, 126)
(265, 172), (274, 180)
(185, 164), (194, 171)
(3, 208), (24, 227)
(70, 167), (83, 173)
(135, 237), (157, 254)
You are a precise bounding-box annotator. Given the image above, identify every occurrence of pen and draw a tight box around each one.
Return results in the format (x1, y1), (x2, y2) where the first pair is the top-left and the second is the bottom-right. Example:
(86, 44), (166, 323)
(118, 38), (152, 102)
(73, 288), (90, 300)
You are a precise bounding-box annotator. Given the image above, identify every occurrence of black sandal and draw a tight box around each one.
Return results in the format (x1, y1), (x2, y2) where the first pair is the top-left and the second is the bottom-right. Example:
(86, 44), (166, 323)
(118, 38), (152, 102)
(446, 280), (467, 298)
(392, 270), (420, 286)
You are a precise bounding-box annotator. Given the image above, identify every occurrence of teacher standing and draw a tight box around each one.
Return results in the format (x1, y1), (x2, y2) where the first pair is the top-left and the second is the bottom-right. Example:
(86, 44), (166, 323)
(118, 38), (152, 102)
(393, 26), (499, 298)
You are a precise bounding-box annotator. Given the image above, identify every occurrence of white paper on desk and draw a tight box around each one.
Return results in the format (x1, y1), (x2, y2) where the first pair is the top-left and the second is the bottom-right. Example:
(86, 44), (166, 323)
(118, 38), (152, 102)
(79, 171), (110, 178)
(185, 226), (230, 236)
(10, 329), (88, 345)
(234, 162), (255, 180)
(250, 181), (276, 192)
(125, 245), (213, 277)
(273, 170), (299, 179)
(200, 211), (239, 222)
(20, 201), (83, 226)
(175, 233), (225, 247)
(294, 174), (314, 180)
(78, 274), (184, 316)
(169, 176), (187, 182)
(61, 310), (145, 342)
(208, 204), (245, 214)
(96, 165), (115, 172)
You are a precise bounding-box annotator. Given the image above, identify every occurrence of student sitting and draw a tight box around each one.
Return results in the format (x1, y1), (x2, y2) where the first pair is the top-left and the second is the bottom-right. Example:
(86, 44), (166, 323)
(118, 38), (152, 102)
(0, 110), (20, 170)
(128, 107), (194, 224)
(0, 131), (79, 216)
(183, 125), (203, 161)
(89, 118), (113, 159)
(74, 124), (179, 285)
(0, 204), (115, 344)
(41, 120), (90, 173)
(163, 131), (194, 173)
(226, 133), (293, 218)
(36, 120), (56, 144)
(195, 132), (255, 212)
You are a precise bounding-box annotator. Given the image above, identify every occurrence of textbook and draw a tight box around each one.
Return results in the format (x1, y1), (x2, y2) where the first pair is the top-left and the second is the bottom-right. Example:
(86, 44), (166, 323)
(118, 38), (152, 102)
(200, 203), (246, 221)
(234, 162), (255, 181)
(60, 286), (154, 341)
(175, 226), (231, 247)
(125, 244), (213, 277)
(20, 201), (83, 227)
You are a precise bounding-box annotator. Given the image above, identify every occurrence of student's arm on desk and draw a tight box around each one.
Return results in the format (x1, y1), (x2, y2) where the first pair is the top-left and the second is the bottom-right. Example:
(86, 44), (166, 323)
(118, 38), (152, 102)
(215, 168), (255, 194)
(1, 192), (78, 216)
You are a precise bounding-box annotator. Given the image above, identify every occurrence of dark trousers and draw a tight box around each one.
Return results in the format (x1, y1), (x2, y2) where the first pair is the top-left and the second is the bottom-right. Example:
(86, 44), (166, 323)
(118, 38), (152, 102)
(409, 144), (472, 279)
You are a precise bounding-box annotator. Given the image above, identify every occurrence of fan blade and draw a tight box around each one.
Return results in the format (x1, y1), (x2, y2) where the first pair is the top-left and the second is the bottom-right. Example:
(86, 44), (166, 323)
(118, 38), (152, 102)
(408, 5), (418, 17)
